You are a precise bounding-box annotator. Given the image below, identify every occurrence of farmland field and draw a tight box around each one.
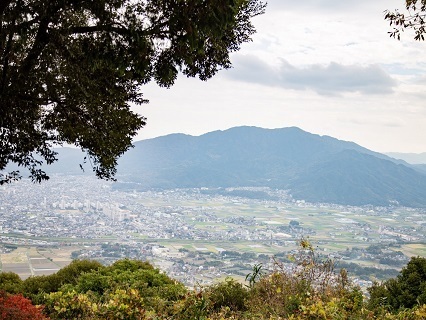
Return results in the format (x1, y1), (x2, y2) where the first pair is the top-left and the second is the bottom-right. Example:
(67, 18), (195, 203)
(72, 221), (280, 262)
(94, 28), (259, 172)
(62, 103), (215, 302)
(1, 183), (426, 285)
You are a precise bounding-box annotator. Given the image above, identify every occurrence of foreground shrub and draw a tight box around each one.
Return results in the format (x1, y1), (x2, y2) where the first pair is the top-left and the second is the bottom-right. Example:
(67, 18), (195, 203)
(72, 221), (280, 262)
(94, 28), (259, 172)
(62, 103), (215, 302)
(9, 254), (426, 319)
(172, 289), (211, 320)
(0, 272), (23, 294)
(43, 259), (187, 318)
(171, 278), (248, 319)
(0, 291), (49, 320)
(246, 239), (365, 319)
(44, 289), (147, 320)
(368, 256), (426, 313)
(207, 277), (249, 312)
(69, 259), (187, 314)
(22, 259), (104, 304)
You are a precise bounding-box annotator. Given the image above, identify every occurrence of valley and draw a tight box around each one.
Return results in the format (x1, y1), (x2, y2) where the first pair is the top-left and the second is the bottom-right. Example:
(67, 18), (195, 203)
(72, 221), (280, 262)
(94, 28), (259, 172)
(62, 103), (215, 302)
(1, 175), (425, 290)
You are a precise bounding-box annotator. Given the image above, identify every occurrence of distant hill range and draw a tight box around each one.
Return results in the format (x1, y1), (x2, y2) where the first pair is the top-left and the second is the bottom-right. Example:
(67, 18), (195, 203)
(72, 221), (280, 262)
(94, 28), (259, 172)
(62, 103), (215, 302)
(385, 152), (426, 164)
(7, 126), (426, 207)
(384, 152), (426, 176)
(113, 126), (426, 207)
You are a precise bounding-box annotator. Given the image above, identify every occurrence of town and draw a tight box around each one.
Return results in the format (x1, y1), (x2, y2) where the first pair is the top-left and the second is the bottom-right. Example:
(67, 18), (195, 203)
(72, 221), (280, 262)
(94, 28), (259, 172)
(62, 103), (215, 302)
(1, 175), (425, 289)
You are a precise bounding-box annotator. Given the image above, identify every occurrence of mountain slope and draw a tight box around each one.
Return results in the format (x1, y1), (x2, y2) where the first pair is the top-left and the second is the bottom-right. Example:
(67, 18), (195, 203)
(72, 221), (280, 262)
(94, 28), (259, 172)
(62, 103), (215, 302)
(290, 149), (426, 207)
(115, 126), (426, 207)
(386, 152), (426, 164)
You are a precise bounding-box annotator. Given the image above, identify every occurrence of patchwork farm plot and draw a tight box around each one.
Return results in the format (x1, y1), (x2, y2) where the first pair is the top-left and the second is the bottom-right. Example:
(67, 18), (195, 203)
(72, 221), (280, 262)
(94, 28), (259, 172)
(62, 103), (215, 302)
(1, 178), (425, 286)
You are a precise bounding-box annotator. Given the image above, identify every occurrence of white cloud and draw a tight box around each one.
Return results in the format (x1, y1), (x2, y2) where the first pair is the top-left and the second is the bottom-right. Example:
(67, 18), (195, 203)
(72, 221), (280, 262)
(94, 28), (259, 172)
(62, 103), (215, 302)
(267, 0), (405, 14)
(225, 55), (397, 95)
(340, 116), (405, 128)
(134, 0), (426, 153)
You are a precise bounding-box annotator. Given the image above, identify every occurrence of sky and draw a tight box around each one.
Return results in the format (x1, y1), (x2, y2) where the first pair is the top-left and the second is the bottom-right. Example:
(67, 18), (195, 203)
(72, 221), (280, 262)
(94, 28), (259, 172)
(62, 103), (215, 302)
(133, 0), (426, 153)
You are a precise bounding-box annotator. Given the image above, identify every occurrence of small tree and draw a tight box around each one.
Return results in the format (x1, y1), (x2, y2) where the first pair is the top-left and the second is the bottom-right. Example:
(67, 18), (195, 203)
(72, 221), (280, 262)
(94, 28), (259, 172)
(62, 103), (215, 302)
(247, 239), (363, 318)
(368, 256), (426, 312)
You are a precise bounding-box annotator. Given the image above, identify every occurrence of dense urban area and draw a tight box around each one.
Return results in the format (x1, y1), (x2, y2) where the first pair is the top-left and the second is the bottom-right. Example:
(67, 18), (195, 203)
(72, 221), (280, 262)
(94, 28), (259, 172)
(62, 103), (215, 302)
(1, 175), (425, 290)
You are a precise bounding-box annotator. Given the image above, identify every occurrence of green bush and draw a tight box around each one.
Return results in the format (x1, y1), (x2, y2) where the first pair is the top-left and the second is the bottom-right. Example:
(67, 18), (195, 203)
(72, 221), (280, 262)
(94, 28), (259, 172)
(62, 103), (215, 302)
(0, 272), (23, 294)
(8, 254), (426, 319)
(21, 259), (103, 305)
(368, 256), (426, 312)
(207, 278), (248, 312)
(55, 259), (103, 286)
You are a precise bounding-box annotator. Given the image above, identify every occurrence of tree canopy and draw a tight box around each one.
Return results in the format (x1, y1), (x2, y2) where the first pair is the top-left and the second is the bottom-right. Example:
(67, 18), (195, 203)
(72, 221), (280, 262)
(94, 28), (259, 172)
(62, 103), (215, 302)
(0, 0), (266, 184)
(368, 256), (426, 312)
(385, 0), (426, 40)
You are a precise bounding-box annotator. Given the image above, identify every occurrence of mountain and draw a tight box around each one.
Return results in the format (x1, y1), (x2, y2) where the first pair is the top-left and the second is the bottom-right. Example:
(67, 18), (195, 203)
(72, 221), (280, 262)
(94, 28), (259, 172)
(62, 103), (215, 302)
(385, 152), (426, 164)
(413, 164), (426, 175)
(114, 126), (426, 207)
(5, 126), (426, 207)
(4, 147), (90, 176)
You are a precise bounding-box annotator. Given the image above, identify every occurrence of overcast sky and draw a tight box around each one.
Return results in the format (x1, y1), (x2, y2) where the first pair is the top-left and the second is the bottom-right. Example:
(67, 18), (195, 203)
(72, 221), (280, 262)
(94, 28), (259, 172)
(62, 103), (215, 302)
(133, 0), (426, 153)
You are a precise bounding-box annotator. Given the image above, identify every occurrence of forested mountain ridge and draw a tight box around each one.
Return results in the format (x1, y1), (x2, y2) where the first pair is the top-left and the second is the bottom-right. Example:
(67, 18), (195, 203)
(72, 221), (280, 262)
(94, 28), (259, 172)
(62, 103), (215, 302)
(6, 126), (426, 207)
(114, 126), (426, 207)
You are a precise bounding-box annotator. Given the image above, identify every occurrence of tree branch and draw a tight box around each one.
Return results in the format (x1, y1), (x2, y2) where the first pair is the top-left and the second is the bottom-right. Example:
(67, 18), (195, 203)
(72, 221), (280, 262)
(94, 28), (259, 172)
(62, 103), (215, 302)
(1, 15), (14, 93)
(69, 21), (170, 38)
(0, 0), (12, 17)
(2, 18), (39, 34)
(69, 24), (130, 36)
(19, 16), (50, 75)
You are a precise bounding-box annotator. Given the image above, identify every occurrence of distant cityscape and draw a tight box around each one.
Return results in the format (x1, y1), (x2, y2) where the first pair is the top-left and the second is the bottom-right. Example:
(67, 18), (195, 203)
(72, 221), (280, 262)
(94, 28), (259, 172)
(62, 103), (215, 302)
(1, 175), (425, 289)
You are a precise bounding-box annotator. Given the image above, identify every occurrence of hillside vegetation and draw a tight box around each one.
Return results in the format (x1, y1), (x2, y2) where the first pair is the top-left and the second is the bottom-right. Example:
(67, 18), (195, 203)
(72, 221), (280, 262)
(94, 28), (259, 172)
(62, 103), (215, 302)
(1, 241), (426, 319)
(12, 126), (426, 207)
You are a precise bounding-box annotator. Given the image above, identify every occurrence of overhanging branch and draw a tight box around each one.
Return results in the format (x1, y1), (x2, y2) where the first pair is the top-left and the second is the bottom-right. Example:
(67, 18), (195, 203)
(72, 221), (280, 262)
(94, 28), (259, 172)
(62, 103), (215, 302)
(0, 0), (12, 16)
(19, 16), (50, 75)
